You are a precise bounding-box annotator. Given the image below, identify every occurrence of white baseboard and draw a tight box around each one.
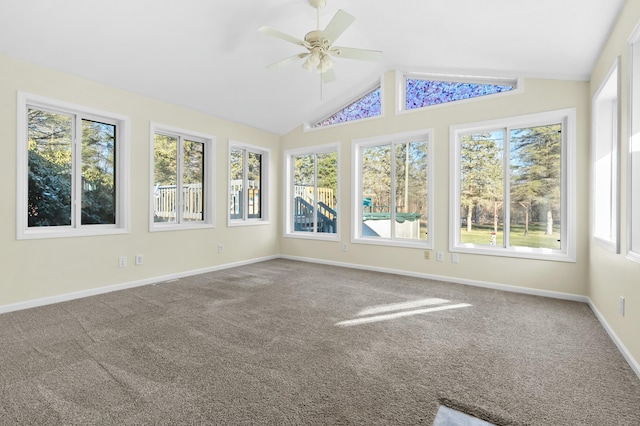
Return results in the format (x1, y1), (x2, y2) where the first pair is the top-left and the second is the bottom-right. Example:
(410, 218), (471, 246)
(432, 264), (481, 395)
(280, 255), (589, 303)
(587, 298), (640, 379)
(0, 255), (279, 315)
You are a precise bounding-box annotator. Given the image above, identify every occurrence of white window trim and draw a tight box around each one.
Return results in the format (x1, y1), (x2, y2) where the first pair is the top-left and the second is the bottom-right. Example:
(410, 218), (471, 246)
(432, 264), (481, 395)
(627, 24), (640, 264)
(591, 57), (621, 253)
(283, 143), (340, 241)
(227, 140), (270, 227)
(449, 108), (576, 262)
(396, 70), (523, 116)
(149, 122), (215, 232)
(16, 91), (130, 240)
(352, 129), (434, 249)
(304, 77), (384, 132)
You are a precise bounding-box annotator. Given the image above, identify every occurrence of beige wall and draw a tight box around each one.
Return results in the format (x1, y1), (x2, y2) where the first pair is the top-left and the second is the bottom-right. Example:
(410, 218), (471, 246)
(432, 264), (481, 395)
(589, 0), (640, 368)
(0, 54), (281, 307)
(281, 72), (590, 296)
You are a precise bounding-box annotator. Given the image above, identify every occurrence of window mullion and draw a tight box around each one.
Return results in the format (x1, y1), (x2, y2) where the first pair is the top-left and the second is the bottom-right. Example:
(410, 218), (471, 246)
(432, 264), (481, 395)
(560, 122), (568, 253)
(176, 136), (184, 223)
(243, 149), (249, 221)
(610, 98), (618, 241)
(73, 116), (82, 228)
(313, 154), (318, 233)
(503, 127), (511, 249)
(390, 142), (397, 240)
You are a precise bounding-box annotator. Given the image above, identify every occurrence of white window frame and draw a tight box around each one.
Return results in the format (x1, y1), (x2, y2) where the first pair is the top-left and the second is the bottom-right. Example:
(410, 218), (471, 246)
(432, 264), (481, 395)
(149, 122), (215, 232)
(284, 143), (340, 240)
(396, 71), (523, 115)
(228, 140), (270, 226)
(449, 109), (576, 262)
(17, 92), (130, 240)
(352, 129), (434, 249)
(591, 58), (621, 253)
(627, 25), (640, 263)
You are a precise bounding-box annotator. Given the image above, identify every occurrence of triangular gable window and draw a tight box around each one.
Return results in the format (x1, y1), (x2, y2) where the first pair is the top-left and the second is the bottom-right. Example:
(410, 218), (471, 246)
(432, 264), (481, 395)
(405, 76), (516, 110)
(313, 86), (381, 128)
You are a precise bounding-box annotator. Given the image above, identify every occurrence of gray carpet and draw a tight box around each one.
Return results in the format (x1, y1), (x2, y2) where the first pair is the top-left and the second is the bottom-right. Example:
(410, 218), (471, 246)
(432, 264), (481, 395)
(1, 259), (639, 425)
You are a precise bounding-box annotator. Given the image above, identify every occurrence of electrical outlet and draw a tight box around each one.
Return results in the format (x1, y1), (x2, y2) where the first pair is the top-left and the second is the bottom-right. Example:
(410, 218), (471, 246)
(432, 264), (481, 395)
(424, 251), (430, 260)
(218, 244), (224, 253)
(436, 251), (444, 262)
(620, 296), (625, 317)
(135, 255), (144, 266)
(342, 244), (348, 252)
(451, 253), (459, 264)
(118, 256), (127, 268)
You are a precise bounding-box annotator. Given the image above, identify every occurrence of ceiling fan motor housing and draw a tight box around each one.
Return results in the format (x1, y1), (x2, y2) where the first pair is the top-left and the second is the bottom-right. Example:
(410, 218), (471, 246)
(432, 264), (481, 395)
(309, 0), (327, 10)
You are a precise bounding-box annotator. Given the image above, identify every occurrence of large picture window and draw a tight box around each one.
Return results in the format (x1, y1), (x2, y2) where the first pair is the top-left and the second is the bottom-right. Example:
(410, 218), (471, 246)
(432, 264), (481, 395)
(592, 58), (620, 252)
(17, 93), (129, 239)
(229, 141), (269, 225)
(353, 130), (433, 248)
(628, 28), (640, 263)
(450, 109), (575, 261)
(284, 144), (338, 238)
(151, 124), (214, 231)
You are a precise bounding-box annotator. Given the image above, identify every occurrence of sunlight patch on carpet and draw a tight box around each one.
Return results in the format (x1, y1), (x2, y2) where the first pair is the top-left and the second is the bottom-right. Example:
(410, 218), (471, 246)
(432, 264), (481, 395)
(356, 298), (450, 316)
(335, 303), (472, 327)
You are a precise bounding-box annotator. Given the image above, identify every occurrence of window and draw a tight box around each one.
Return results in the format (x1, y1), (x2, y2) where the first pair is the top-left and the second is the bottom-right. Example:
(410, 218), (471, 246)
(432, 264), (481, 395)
(229, 141), (269, 225)
(284, 144), (338, 238)
(399, 72), (519, 112)
(17, 92), (129, 239)
(151, 123), (215, 231)
(592, 58), (620, 252)
(311, 85), (381, 128)
(628, 28), (640, 263)
(353, 130), (433, 248)
(450, 109), (575, 261)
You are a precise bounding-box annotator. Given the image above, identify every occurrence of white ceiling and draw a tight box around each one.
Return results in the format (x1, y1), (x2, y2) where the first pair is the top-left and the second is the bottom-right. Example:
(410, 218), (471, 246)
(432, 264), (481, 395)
(0, 0), (626, 135)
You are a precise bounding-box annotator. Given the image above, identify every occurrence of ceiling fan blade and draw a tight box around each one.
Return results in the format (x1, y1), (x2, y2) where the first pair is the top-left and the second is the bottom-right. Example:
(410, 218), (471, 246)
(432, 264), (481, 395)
(330, 46), (383, 61)
(322, 9), (355, 43)
(266, 53), (309, 71)
(322, 68), (336, 83)
(258, 26), (310, 48)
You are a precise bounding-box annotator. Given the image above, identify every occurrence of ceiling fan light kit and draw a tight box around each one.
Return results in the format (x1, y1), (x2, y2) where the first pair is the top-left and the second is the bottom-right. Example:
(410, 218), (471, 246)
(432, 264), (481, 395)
(259, 0), (382, 83)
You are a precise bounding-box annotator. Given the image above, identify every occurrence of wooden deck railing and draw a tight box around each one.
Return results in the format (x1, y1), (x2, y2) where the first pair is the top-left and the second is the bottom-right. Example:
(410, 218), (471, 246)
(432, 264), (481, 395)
(154, 184), (203, 221)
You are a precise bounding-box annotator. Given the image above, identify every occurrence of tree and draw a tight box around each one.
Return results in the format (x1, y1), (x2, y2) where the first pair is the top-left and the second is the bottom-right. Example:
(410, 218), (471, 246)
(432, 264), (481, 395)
(510, 125), (561, 236)
(81, 120), (116, 224)
(460, 133), (503, 233)
(361, 145), (391, 212)
(27, 109), (72, 226)
(28, 150), (72, 226)
(394, 141), (428, 215)
(154, 134), (178, 186)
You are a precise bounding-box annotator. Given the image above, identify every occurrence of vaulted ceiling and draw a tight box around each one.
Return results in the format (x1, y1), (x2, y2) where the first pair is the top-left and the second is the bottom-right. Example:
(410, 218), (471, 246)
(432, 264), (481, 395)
(0, 0), (626, 135)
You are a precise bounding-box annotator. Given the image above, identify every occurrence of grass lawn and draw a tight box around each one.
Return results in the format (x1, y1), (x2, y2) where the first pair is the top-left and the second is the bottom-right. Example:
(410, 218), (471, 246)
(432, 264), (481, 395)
(461, 222), (560, 249)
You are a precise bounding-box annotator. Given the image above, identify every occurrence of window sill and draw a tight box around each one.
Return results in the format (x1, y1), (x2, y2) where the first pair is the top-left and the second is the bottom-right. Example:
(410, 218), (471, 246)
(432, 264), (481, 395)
(353, 237), (431, 250)
(285, 232), (339, 241)
(626, 251), (640, 265)
(451, 245), (575, 263)
(592, 236), (619, 253)
(227, 220), (270, 227)
(18, 227), (129, 240)
(150, 223), (213, 233)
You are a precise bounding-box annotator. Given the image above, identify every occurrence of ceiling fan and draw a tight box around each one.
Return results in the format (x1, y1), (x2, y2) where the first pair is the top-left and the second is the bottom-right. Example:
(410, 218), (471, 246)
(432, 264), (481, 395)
(258, 0), (383, 83)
